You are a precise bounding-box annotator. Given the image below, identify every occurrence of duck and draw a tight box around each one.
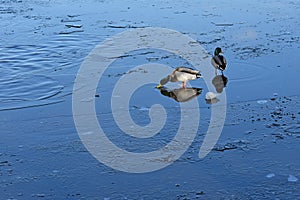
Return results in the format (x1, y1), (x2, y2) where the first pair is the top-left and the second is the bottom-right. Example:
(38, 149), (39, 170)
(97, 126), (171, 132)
(211, 47), (227, 75)
(156, 67), (201, 88)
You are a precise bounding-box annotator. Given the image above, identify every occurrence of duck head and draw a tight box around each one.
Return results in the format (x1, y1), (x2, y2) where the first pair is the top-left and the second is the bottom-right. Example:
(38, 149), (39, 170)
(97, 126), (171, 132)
(214, 47), (223, 56)
(156, 75), (170, 88)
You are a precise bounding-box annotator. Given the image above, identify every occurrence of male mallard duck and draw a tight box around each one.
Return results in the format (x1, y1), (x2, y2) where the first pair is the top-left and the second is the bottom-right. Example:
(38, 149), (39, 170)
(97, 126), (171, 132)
(211, 47), (227, 75)
(156, 67), (201, 88)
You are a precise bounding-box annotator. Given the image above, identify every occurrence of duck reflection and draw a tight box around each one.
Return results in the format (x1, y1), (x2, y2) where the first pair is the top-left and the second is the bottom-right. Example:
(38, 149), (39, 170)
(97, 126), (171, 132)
(212, 74), (228, 93)
(158, 87), (202, 102)
(205, 74), (228, 104)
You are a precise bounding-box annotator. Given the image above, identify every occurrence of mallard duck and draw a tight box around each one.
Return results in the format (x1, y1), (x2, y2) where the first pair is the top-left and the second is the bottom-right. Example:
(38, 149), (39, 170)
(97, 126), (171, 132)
(156, 67), (201, 88)
(211, 47), (227, 75)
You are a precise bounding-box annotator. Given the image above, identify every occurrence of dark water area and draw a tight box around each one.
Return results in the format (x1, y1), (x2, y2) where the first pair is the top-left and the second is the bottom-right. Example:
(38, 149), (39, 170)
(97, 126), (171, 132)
(1, 0), (300, 199)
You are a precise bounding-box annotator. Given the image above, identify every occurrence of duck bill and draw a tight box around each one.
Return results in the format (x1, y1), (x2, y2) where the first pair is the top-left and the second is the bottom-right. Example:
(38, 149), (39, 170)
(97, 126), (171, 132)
(156, 84), (163, 88)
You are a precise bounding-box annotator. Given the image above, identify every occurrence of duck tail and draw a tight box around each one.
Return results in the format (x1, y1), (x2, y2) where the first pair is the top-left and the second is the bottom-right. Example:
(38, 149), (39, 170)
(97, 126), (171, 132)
(196, 73), (202, 78)
(219, 64), (226, 71)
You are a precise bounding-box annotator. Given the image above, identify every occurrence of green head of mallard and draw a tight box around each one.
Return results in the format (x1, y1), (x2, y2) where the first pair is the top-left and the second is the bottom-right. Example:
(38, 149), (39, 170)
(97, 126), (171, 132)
(214, 47), (223, 56)
(156, 75), (170, 88)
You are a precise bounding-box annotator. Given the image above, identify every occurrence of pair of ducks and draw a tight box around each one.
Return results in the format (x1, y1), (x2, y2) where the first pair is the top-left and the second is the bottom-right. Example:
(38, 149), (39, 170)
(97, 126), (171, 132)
(156, 47), (227, 88)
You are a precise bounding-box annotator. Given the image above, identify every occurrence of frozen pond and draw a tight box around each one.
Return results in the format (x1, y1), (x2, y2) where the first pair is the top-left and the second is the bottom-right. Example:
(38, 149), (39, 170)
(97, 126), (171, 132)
(0, 0), (299, 199)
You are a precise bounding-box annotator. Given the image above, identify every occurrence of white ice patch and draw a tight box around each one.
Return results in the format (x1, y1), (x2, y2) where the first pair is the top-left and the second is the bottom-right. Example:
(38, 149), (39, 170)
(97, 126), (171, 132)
(288, 175), (298, 182)
(266, 173), (275, 178)
(257, 100), (268, 104)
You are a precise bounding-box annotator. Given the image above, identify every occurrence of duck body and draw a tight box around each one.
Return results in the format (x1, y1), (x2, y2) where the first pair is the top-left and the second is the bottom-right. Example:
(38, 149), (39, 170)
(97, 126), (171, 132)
(157, 67), (201, 88)
(211, 47), (227, 75)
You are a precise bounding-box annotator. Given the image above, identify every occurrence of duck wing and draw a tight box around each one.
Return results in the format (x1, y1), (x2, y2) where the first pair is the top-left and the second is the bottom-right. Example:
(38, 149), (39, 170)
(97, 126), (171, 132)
(212, 55), (227, 70)
(175, 67), (201, 75)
